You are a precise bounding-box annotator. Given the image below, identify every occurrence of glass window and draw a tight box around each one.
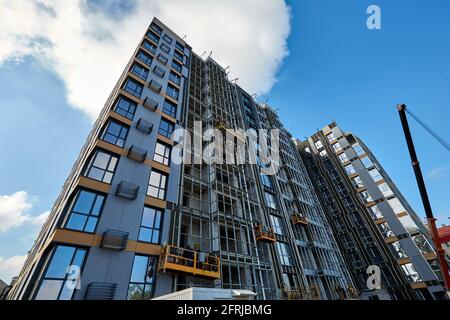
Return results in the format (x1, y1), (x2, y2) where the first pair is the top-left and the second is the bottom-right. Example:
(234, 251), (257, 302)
(84, 150), (118, 184)
(101, 120), (128, 148)
(264, 192), (278, 210)
(359, 190), (373, 203)
(378, 182), (393, 197)
(175, 41), (184, 52)
(344, 164), (356, 175)
(368, 168), (383, 182)
(160, 43), (170, 54)
(137, 50), (152, 66)
(389, 241), (408, 259)
(123, 78), (143, 98)
(319, 150), (327, 157)
(166, 84), (179, 100)
(65, 189), (105, 232)
(149, 23), (162, 35)
(114, 96), (137, 120)
(338, 153), (349, 163)
(327, 132), (337, 143)
(153, 142), (171, 166)
(34, 245), (86, 300)
(158, 119), (174, 138)
(352, 176), (364, 188)
(142, 40), (156, 54)
(332, 142), (342, 153)
(369, 205), (383, 220)
(131, 63), (149, 81)
(388, 198), (406, 214)
(162, 99), (177, 118)
(169, 71), (181, 86)
(173, 50), (183, 63)
(401, 263), (422, 283)
(352, 143), (365, 156)
(270, 215), (284, 235)
(314, 140), (323, 149)
(378, 222), (395, 238)
(260, 173), (273, 188)
(412, 234), (433, 254)
(146, 30), (160, 43)
(127, 255), (157, 300)
(398, 214), (419, 233)
(360, 156), (374, 169)
(147, 170), (167, 199)
(163, 34), (172, 44)
(171, 60), (182, 73)
(276, 242), (293, 266)
(138, 207), (163, 244)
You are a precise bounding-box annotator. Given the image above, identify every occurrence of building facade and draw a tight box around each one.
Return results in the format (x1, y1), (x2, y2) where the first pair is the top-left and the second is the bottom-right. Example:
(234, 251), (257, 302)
(8, 18), (353, 301)
(298, 123), (446, 300)
(438, 226), (450, 265)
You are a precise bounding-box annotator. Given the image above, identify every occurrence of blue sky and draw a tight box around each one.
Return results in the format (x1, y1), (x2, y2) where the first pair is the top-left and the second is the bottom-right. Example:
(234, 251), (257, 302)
(0, 0), (449, 283)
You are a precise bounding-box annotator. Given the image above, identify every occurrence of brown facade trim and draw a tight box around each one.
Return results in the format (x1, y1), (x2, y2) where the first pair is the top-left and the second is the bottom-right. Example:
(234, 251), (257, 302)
(396, 211), (408, 218)
(145, 196), (167, 209)
(96, 139), (128, 157)
(157, 109), (177, 124)
(77, 176), (111, 194)
(157, 134), (174, 145)
(147, 160), (171, 174)
(109, 110), (133, 126)
(48, 229), (162, 256)
(119, 89), (143, 105)
(385, 236), (399, 244)
(397, 257), (412, 265)
(410, 282), (427, 289)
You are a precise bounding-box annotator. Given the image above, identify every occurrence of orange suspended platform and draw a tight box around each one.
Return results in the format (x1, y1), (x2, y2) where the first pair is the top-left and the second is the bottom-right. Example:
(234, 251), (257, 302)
(158, 245), (220, 280)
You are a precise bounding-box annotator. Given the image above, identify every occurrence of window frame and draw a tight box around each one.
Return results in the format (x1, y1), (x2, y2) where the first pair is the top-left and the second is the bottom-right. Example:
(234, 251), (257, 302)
(127, 255), (157, 300)
(166, 83), (179, 100)
(147, 170), (168, 200)
(142, 40), (156, 54)
(162, 99), (177, 118)
(168, 71), (181, 86)
(153, 141), (171, 166)
(123, 78), (143, 98)
(83, 149), (119, 184)
(158, 119), (174, 138)
(114, 95), (137, 120)
(138, 207), (163, 244)
(33, 245), (87, 300)
(131, 62), (149, 81)
(64, 189), (106, 233)
(136, 50), (153, 66)
(100, 119), (129, 148)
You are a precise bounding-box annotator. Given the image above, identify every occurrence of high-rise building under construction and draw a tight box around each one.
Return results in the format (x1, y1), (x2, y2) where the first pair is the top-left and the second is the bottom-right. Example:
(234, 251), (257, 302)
(7, 18), (445, 301)
(298, 123), (445, 300)
(7, 18), (353, 301)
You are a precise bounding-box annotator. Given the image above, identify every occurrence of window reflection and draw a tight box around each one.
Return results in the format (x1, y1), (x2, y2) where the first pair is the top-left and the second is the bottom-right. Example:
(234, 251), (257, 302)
(34, 245), (86, 300)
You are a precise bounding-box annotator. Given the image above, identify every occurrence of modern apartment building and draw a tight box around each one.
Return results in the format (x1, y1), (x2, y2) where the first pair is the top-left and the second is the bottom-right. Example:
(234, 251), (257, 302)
(8, 18), (353, 301)
(297, 122), (446, 300)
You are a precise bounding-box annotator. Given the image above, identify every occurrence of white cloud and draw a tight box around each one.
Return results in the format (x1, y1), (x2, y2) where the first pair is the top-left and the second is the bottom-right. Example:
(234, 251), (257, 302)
(426, 166), (447, 181)
(0, 191), (49, 233)
(0, 255), (27, 284)
(0, 0), (291, 120)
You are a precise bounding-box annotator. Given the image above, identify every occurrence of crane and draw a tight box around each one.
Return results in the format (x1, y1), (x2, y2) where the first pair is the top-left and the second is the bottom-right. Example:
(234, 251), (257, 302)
(397, 104), (450, 296)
